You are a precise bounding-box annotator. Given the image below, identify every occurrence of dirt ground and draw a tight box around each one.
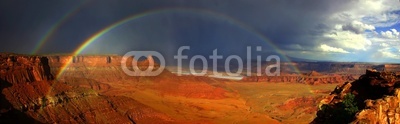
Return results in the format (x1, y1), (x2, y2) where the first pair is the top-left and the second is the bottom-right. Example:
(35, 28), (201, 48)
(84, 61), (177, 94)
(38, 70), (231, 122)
(100, 78), (337, 124)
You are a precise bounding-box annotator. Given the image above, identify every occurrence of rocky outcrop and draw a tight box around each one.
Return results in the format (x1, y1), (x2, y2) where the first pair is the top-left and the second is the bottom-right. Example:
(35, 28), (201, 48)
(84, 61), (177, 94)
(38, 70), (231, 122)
(0, 54), (53, 84)
(353, 92), (400, 124)
(0, 54), (175, 123)
(0, 54), (133, 123)
(0, 54), (55, 123)
(312, 69), (400, 124)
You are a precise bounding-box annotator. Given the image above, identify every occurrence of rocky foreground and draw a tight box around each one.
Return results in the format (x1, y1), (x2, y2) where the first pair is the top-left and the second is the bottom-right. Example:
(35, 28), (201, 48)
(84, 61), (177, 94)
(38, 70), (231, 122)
(312, 69), (400, 124)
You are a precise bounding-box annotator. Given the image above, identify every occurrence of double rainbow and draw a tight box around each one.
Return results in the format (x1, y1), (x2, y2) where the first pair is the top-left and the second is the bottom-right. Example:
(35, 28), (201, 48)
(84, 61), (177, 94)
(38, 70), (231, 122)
(53, 7), (301, 79)
(31, 0), (90, 54)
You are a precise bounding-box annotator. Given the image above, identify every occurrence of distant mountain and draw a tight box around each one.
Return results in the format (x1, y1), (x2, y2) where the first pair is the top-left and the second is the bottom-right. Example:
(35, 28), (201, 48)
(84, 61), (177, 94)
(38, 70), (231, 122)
(286, 56), (336, 62)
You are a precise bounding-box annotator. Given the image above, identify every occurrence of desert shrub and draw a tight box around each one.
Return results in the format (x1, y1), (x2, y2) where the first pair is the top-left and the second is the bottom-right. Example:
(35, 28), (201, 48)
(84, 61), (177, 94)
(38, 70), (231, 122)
(342, 93), (359, 115)
(317, 93), (359, 124)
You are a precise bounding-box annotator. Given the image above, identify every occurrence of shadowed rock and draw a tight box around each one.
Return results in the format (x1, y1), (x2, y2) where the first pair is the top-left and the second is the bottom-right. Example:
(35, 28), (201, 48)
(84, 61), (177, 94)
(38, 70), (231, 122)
(312, 69), (400, 124)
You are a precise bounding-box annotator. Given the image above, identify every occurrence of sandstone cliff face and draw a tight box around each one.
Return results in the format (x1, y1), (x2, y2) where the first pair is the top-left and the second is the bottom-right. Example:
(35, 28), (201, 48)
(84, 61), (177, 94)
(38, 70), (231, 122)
(48, 55), (160, 82)
(0, 54), (53, 84)
(0, 54), (54, 123)
(312, 69), (400, 124)
(0, 54), (131, 123)
(384, 64), (400, 72)
(0, 54), (175, 123)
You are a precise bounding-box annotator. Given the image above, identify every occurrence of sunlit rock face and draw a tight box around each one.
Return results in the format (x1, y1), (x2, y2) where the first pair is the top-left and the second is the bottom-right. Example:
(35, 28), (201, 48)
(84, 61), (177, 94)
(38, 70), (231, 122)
(47, 55), (161, 81)
(0, 54), (53, 83)
(312, 69), (400, 124)
(0, 54), (173, 123)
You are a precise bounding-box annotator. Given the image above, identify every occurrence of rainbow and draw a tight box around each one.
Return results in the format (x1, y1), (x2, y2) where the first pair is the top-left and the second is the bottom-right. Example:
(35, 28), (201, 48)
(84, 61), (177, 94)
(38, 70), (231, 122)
(31, 1), (89, 54)
(55, 7), (301, 79)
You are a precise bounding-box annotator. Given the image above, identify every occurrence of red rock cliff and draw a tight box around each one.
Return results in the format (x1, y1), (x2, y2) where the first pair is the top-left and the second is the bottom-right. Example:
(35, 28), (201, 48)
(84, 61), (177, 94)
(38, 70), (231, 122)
(0, 54), (53, 84)
(0, 54), (172, 123)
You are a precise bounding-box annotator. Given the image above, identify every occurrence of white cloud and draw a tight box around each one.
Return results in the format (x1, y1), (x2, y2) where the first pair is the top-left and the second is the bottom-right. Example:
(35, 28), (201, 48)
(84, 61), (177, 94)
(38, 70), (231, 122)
(380, 50), (399, 59)
(323, 31), (371, 51)
(381, 30), (396, 39)
(369, 47), (400, 61)
(392, 29), (400, 35)
(363, 13), (400, 27)
(332, 0), (400, 27)
(282, 0), (400, 62)
(313, 0), (400, 62)
(380, 43), (389, 47)
(320, 44), (349, 53)
(381, 29), (398, 38)
(378, 28), (400, 39)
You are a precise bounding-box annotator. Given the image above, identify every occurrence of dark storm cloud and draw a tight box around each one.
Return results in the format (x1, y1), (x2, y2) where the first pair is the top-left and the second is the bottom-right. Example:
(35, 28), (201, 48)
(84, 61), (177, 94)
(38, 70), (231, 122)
(341, 21), (375, 34)
(0, 0), (356, 54)
(200, 0), (351, 47)
(0, 0), (84, 53)
(158, 0), (354, 50)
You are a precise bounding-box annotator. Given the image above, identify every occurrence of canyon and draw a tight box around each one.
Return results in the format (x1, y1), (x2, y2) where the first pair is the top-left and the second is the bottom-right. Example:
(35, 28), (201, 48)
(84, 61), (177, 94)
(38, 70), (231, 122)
(1, 53), (400, 123)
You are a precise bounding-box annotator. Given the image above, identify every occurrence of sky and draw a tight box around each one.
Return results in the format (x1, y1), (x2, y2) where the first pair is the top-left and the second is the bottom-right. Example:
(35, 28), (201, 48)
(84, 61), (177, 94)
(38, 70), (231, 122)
(1, 0), (400, 63)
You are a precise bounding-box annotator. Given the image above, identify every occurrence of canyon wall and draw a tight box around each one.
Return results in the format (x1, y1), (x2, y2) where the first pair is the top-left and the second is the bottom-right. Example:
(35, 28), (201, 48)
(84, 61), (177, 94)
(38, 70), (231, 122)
(47, 55), (121, 67)
(242, 72), (356, 85)
(0, 54), (172, 123)
(0, 54), (53, 84)
(47, 55), (159, 67)
(384, 64), (400, 72)
(47, 55), (160, 82)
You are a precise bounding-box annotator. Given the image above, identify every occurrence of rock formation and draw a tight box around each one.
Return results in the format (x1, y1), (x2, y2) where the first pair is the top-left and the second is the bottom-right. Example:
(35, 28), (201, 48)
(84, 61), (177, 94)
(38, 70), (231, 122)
(0, 54), (53, 84)
(242, 71), (356, 85)
(312, 69), (400, 124)
(0, 54), (174, 123)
